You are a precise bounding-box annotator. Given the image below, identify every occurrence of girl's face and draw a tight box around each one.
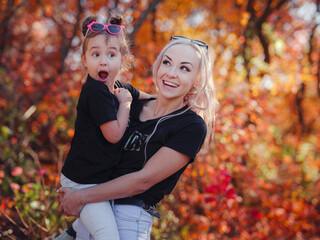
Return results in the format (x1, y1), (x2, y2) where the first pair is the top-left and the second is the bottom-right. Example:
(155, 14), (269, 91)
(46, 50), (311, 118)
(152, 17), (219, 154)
(82, 34), (122, 87)
(156, 44), (201, 101)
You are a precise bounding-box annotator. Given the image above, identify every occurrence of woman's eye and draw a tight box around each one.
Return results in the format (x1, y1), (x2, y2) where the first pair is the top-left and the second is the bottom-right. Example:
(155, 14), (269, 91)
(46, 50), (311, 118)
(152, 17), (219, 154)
(109, 53), (116, 57)
(162, 60), (170, 65)
(93, 53), (100, 57)
(181, 66), (190, 72)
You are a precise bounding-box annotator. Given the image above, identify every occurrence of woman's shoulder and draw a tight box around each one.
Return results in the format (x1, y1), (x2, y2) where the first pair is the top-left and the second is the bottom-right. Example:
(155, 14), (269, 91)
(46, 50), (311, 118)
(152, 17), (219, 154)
(183, 109), (206, 125)
(167, 108), (206, 133)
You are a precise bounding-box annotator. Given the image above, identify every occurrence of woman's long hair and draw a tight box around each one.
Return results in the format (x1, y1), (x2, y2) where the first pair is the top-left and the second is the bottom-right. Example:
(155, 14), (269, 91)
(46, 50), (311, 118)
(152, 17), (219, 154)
(151, 39), (218, 153)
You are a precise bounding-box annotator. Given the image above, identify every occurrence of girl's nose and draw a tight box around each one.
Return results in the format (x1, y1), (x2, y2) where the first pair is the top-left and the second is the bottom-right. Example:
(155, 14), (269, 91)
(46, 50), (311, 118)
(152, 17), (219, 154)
(100, 55), (108, 65)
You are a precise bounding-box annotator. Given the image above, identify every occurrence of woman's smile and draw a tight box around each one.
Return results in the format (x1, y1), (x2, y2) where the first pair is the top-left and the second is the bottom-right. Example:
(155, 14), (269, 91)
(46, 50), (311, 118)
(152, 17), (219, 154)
(162, 80), (179, 88)
(156, 44), (201, 100)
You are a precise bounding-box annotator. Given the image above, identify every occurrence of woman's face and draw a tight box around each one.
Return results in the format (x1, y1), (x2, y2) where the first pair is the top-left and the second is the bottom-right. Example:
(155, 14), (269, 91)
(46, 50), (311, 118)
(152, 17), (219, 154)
(156, 44), (201, 101)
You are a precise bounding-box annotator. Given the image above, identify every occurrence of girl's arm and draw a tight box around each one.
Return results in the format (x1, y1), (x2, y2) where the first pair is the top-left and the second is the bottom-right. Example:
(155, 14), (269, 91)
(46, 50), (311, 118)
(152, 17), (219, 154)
(138, 91), (157, 100)
(115, 80), (155, 100)
(100, 88), (132, 143)
(58, 147), (190, 216)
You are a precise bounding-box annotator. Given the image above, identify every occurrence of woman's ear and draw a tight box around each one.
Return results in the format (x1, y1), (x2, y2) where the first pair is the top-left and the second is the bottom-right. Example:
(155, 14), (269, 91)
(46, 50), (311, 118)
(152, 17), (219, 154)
(191, 79), (200, 93)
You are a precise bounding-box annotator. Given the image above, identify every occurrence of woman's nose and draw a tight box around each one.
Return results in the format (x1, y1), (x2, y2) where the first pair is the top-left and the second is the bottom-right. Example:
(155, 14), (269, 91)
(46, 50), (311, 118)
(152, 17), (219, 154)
(166, 66), (178, 78)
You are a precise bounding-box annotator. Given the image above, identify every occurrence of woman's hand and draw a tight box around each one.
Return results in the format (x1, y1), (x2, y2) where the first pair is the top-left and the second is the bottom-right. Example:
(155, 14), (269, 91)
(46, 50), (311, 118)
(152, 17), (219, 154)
(57, 188), (84, 217)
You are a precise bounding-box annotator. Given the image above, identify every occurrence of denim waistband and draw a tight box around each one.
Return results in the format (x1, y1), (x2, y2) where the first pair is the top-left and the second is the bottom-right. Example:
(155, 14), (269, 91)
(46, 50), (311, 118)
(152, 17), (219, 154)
(114, 197), (161, 218)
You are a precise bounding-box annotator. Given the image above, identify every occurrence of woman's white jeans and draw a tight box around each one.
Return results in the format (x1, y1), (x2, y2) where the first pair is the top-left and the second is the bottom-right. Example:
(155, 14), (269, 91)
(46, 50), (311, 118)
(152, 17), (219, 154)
(112, 203), (153, 240)
(68, 201), (154, 240)
(60, 174), (120, 240)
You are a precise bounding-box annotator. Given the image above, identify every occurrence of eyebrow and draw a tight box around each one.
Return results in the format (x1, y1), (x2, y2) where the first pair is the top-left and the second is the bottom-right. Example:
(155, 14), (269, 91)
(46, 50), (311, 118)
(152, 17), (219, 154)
(181, 61), (193, 67)
(164, 54), (194, 67)
(164, 55), (172, 61)
(88, 46), (100, 51)
(108, 46), (119, 51)
(89, 46), (119, 51)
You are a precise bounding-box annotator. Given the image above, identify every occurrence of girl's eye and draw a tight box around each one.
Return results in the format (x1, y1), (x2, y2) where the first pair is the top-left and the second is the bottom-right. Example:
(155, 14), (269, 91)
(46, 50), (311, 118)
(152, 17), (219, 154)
(181, 66), (190, 72)
(109, 53), (116, 57)
(93, 53), (100, 57)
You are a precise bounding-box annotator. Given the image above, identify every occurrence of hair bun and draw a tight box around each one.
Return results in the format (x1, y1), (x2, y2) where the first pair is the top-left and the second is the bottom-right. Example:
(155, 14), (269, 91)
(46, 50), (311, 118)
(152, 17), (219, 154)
(82, 16), (96, 36)
(109, 15), (123, 25)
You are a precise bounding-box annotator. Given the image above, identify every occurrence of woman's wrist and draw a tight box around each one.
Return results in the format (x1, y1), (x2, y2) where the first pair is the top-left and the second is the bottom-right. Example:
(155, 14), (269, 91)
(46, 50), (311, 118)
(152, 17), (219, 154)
(78, 188), (87, 205)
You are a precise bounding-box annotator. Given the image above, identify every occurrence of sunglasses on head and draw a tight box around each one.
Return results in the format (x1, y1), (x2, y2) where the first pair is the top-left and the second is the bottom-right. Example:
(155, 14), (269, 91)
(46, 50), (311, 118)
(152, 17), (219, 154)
(170, 36), (208, 51)
(86, 21), (123, 35)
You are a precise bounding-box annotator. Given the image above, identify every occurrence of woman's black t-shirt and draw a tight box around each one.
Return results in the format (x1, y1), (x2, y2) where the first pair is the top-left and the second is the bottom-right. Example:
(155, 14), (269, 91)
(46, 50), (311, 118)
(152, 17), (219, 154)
(111, 98), (207, 205)
(61, 75), (139, 184)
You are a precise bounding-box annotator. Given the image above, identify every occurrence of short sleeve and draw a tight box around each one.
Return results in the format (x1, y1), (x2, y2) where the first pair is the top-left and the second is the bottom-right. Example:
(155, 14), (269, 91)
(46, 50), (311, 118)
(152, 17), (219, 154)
(115, 80), (140, 100)
(165, 120), (207, 162)
(87, 90), (117, 126)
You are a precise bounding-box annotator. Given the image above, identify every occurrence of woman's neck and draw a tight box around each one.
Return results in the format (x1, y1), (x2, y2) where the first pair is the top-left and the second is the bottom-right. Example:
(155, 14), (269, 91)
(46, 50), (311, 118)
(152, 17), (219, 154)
(140, 96), (186, 122)
(152, 96), (185, 118)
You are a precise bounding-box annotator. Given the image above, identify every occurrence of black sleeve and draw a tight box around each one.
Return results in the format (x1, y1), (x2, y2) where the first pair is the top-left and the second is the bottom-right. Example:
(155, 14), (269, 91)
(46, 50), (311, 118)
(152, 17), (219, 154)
(87, 90), (117, 126)
(115, 80), (140, 100)
(164, 119), (207, 162)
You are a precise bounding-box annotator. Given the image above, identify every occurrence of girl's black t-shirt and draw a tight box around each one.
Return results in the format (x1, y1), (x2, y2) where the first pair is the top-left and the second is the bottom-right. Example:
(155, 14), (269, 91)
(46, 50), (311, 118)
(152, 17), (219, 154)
(111, 98), (207, 205)
(61, 75), (139, 184)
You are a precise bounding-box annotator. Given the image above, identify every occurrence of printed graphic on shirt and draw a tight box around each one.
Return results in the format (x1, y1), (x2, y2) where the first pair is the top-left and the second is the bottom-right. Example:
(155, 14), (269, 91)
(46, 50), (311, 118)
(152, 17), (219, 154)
(124, 130), (149, 151)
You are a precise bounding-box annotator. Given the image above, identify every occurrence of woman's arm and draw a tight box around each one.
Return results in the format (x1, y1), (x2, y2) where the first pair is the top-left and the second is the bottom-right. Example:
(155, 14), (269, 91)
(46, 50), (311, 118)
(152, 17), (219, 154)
(58, 147), (190, 216)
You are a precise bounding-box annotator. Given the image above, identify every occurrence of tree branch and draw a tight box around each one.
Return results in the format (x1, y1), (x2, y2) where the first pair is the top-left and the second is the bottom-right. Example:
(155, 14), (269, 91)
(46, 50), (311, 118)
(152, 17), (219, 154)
(317, 0), (320, 97)
(129, 0), (164, 39)
(242, 0), (256, 82)
(0, 0), (26, 67)
(310, 0), (320, 97)
(295, 83), (305, 134)
(33, 0), (83, 104)
(245, 0), (289, 64)
(60, 0), (83, 74)
(308, 21), (320, 97)
(256, 21), (270, 63)
(318, 57), (320, 97)
(256, 0), (288, 63)
(38, 0), (83, 74)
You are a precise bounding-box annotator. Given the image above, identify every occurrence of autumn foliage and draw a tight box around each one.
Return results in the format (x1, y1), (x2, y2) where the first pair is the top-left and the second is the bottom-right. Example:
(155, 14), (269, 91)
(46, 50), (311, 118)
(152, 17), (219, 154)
(0, 0), (319, 239)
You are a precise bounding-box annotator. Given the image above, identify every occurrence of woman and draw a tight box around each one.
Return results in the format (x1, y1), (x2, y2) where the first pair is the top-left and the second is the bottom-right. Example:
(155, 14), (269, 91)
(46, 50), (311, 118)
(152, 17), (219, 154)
(58, 36), (217, 240)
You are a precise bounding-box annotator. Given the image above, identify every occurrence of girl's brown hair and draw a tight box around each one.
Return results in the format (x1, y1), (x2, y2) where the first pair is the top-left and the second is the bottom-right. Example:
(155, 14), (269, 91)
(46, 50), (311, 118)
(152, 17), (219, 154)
(81, 9), (133, 73)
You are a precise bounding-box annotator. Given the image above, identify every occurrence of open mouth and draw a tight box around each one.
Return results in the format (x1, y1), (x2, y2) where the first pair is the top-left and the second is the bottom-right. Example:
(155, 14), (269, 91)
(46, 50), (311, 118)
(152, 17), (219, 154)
(163, 80), (179, 88)
(98, 71), (108, 82)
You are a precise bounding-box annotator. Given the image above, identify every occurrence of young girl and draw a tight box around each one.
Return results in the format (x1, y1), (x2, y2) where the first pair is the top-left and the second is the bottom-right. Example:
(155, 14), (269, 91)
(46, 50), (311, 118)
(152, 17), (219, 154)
(59, 11), (146, 240)
(58, 36), (217, 240)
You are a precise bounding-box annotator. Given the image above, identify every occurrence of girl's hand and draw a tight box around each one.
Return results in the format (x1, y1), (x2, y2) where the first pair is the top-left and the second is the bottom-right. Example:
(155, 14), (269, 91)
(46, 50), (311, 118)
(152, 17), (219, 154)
(114, 88), (132, 105)
(57, 187), (66, 203)
(58, 188), (84, 217)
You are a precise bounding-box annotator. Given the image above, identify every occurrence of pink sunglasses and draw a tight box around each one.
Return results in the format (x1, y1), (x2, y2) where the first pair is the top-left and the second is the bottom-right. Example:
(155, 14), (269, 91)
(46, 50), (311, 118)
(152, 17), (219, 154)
(86, 21), (123, 35)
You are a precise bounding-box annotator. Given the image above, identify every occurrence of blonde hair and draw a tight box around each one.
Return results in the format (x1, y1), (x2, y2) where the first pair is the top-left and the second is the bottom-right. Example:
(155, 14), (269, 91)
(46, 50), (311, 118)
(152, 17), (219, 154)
(152, 39), (218, 152)
(81, 10), (133, 73)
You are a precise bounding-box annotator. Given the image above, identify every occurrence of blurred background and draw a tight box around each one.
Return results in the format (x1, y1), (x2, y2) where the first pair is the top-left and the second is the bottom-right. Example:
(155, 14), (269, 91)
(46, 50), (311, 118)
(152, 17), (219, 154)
(0, 0), (319, 239)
